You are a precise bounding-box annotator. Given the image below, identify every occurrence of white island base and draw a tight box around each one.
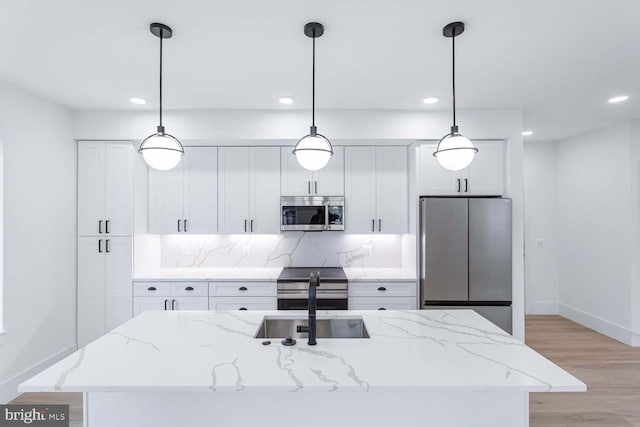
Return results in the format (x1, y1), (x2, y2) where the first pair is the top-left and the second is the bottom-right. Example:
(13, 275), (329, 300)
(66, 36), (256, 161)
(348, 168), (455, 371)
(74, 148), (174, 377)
(86, 390), (528, 427)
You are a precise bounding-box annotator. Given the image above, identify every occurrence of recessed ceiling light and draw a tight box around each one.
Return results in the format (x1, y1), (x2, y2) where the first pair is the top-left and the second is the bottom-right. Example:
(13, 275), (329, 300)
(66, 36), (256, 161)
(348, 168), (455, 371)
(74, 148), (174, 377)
(129, 97), (147, 105)
(423, 97), (439, 104)
(279, 96), (294, 105)
(608, 95), (629, 104)
(522, 130), (534, 136)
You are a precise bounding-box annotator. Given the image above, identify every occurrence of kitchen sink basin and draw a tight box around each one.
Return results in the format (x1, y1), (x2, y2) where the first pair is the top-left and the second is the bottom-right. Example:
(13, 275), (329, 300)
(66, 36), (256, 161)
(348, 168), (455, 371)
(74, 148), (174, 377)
(254, 317), (370, 339)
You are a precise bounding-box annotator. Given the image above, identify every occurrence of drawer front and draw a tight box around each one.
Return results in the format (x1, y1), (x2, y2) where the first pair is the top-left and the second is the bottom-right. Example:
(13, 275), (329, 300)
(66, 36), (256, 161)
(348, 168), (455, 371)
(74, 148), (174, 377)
(172, 282), (208, 297)
(349, 296), (417, 311)
(209, 282), (277, 297)
(348, 281), (417, 297)
(133, 282), (173, 297)
(209, 297), (277, 311)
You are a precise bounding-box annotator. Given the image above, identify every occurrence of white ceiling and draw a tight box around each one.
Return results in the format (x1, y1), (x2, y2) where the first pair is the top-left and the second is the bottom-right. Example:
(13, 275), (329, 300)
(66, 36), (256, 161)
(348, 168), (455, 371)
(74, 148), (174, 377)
(0, 0), (638, 141)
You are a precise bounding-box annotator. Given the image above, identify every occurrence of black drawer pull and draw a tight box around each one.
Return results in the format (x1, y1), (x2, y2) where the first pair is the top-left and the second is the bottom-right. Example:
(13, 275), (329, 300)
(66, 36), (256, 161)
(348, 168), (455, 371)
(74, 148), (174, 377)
(147, 286), (157, 291)
(378, 307), (387, 310)
(377, 286), (387, 291)
(239, 307), (248, 311)
(185, 286), (194, 291)
(239, 286), (248, 291)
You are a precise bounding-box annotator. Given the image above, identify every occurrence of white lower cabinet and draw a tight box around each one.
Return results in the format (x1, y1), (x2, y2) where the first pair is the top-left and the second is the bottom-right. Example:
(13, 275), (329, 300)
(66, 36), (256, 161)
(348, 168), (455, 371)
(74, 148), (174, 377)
(132, 282), (209, 316)
(209, 297), (277, 311)
(348, 281), (418, 310)
(78, 236), (133, 347)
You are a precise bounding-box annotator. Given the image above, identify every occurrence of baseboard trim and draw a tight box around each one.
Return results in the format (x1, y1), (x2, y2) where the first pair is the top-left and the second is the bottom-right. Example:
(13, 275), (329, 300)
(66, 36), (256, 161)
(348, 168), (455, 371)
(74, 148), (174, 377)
(0, 344), (77, 403)
(527, 301), (559, 315)
(559, 303), (640, 347)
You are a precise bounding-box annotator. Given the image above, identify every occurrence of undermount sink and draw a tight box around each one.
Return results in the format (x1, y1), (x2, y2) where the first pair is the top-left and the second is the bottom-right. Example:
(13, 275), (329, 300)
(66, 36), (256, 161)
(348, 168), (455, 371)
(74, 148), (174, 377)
(254, 317), (370, 339)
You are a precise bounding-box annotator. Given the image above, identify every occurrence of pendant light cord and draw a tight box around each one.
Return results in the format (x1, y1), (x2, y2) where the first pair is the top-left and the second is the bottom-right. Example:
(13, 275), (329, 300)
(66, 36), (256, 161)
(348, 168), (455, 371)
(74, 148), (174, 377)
(159, 28), (164, 130)
(312, 31), (316, 129)
(451, 32), (456, 130)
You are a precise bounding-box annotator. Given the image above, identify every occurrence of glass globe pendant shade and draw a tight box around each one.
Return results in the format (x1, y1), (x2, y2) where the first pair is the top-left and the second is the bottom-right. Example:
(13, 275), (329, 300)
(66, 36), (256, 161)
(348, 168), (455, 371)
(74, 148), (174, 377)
(433, 132), (478, 171)
(292, 129), (333, 171)
(139, 128), (184, 171)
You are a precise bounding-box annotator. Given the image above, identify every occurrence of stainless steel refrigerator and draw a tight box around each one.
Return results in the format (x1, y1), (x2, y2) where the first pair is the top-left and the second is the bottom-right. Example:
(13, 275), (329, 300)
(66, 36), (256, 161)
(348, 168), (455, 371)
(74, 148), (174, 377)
(420, 197), (512, 333)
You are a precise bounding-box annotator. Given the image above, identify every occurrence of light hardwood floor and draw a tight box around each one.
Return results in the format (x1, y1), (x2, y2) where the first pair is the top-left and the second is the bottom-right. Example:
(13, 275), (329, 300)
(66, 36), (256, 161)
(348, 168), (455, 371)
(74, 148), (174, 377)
(527, 315), (640, 426)
(9, 316), (640, 426)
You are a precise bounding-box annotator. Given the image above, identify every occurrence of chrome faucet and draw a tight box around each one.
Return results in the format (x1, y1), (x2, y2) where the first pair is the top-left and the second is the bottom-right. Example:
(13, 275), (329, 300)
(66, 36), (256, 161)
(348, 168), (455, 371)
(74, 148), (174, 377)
(296, 271), (319, 345)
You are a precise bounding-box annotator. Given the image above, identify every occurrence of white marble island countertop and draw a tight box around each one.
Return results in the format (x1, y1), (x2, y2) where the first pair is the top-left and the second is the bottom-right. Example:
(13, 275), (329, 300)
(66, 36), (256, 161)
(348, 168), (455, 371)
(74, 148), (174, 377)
(20, 310), (585, 393)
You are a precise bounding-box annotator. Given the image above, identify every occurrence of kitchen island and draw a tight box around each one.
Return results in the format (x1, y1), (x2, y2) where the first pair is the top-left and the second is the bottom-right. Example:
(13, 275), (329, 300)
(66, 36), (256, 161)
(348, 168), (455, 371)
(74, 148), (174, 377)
(20, 310), (585, 427)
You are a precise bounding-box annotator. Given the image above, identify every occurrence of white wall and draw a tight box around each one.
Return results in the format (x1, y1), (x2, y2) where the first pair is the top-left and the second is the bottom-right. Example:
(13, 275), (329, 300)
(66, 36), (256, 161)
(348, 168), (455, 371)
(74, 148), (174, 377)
(73, 108), (526, 339)
(556, 122), (640, 345)
(523, 141), (559, 314)
(0, 80), (77, 401)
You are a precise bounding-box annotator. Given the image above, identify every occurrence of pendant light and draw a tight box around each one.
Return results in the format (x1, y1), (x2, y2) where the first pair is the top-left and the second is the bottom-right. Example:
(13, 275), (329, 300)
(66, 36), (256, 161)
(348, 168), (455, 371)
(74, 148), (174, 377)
(433, 22), (478, 171)
(292, 22), (333, 171)
(138, 23), (184, 171)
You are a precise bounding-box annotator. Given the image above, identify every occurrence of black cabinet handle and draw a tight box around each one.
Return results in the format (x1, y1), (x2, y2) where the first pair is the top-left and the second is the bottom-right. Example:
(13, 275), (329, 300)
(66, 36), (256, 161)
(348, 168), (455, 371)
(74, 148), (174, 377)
(378, 219), (382, 232)
(98, 239), (103, 253)
(244, 219), (247, 232)
(456, 179), (461, 192)
(239, 286), (248, 291)
(105, 220), (110, 234)
(378, 307), (387, 310)
(464, 178), (468, 192)
(372, 219), (375, 232)
(377, 286), (387, 291)
(98, 220), (103, 234)
(184, 219), (188, 232)
(308, 181), (311, 194)
(185, 286), (194, 291)
(164, 299), (168, 310)
(178, 219), (181, 232)
(171, 299), (176, 310)
(239, 307), (248, 311)
(250, 219), (254, 233)
(105, 239), (110, 253)
(314, 181), (318, 194)
(147, 286), (157, 291)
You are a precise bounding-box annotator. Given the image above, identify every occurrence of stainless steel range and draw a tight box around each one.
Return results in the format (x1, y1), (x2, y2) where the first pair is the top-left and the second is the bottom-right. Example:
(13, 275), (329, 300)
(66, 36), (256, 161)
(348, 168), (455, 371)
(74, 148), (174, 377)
(277, 267), (348, 310)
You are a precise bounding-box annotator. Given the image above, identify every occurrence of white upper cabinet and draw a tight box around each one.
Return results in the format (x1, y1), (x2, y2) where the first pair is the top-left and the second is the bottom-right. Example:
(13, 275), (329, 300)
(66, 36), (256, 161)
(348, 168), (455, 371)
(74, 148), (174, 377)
(345, 146), (408, 234)
(418, 141), (505, 196)
(219, 146), (280, 234)
(78, 142), (134, 236)
(148, 147), (218, 234)
(281, 146), (344, 196)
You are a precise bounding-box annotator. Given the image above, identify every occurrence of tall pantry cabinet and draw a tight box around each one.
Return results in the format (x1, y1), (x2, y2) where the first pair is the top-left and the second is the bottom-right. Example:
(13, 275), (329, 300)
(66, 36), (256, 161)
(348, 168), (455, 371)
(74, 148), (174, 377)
(77, 141), (134, 347)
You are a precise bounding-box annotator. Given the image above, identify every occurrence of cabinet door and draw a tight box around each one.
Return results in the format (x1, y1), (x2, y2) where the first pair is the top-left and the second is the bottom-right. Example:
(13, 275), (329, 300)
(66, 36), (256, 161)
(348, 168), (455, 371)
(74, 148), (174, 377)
(183, 147), (218, 233)
(313, 146), (344, 196)
(250, 147), (281, 234)
(280, 147), (313, 196)
(349, 296), (417, 310)
(105, 143), (134, 236)
(104, 237), (133, 331)
(77, 237), (106, 347)
(418, 144), (461, 195)
(77, 142), (106, 236)
(148, 160), (184, 234)
(376, 146), (408, 233)
(344, 146), (377, 233)
(465, 141), (505, 196)
(133, 297), (170, 316)
(170, 297), (209, 311)
(218, 147), (251, 233)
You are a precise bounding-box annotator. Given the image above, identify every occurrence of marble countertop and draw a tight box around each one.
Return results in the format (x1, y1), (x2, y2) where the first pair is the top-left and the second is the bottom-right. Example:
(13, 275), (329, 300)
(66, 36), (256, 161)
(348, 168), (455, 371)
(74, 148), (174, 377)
(133, 268), (416, 282)
(20, 310), (585, 393)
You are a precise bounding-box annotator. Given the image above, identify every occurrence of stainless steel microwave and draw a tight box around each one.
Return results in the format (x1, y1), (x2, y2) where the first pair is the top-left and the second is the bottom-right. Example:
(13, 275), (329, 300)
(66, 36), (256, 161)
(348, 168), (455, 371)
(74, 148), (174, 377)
(281, 196), (345, 231)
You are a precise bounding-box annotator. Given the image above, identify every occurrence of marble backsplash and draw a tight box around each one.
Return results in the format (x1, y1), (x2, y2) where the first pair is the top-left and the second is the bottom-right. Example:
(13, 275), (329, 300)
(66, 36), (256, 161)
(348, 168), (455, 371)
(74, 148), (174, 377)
(155, 232), (415, 269)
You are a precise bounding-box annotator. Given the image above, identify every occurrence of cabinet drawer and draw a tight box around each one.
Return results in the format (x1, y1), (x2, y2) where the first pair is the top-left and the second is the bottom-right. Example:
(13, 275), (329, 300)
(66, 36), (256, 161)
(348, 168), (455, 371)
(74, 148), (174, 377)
(209, 282), (277, 297)
(172, 282), (208, 297)
(349, 296), (417, 310)
(209, 297), (277, 311)
(133, 282), (173, 297)
(348, 281), (417, 297)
